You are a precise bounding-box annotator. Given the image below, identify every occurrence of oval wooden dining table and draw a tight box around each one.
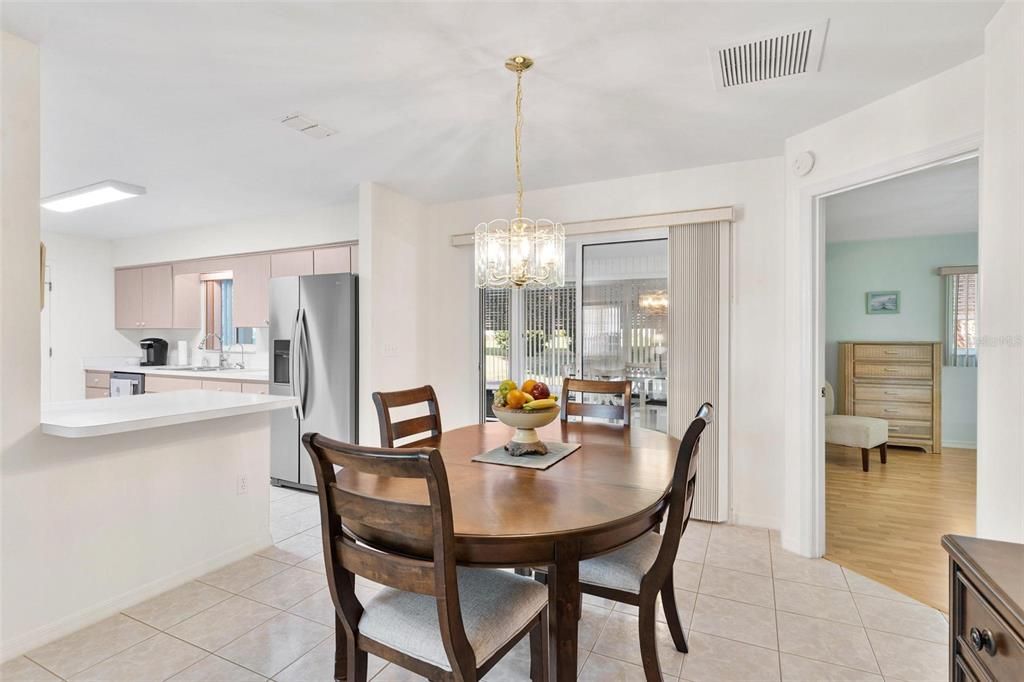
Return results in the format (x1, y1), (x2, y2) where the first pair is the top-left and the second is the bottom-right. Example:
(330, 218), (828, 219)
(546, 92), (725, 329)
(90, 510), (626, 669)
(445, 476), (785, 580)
(337, 419), (681, 681)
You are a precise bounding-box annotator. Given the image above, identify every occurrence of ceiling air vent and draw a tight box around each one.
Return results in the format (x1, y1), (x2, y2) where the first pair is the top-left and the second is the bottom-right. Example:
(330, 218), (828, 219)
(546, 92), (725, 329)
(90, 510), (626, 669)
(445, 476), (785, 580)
(710, 20), (829, 90)
(280, 113), (336, 139)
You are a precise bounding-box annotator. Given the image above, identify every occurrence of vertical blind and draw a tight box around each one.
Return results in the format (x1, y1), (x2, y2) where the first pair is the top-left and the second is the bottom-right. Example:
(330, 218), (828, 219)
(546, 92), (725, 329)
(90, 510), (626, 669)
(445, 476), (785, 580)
(668, 221), (730, 523)
(940, 266), (978, 367)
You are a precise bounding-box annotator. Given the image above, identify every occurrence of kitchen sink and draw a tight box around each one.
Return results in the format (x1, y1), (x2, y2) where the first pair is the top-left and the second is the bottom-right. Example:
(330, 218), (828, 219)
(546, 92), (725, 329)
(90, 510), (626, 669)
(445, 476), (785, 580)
(181, 366), (222, 372)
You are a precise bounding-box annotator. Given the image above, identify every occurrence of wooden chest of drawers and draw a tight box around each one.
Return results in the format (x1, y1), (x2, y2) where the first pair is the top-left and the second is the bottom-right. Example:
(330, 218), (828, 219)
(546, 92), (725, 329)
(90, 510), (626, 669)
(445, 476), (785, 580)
(943, 535), (1024, 682)
(837, 342), (942, 452)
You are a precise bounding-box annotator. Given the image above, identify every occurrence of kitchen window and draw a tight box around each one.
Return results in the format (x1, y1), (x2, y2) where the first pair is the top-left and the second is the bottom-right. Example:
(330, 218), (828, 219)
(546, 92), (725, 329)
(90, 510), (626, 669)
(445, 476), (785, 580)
(200, 273), (254, 351)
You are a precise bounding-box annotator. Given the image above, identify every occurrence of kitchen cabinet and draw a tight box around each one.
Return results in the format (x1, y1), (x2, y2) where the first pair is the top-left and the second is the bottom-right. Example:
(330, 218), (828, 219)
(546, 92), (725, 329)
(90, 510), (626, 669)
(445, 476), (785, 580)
(242, 382), (268, 395)
(115, 265), (173, 329)
(313, 246), (351, 274)
(230, 254), (271, 328)
(172, 269), (201, 329)
(201, 379), (243, 393)
(114, 268), (143, 329)
(271, 250), (313, 277)
(145, 375), (202, 393)
(350, 245), (358, 274)
(85, 371), (111, 389)
(86, 388), (110, 399)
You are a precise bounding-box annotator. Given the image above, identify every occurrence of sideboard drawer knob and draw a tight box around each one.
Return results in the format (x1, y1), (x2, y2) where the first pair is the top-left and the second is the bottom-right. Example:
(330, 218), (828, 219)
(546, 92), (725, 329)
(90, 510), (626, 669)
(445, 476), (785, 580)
(969, 627), (997, 656)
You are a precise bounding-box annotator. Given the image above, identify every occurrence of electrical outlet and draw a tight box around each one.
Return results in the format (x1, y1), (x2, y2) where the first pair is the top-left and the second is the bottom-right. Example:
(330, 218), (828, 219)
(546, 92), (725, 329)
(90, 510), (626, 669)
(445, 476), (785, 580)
(383, 342), (399, 358)
(237, 475), (248, 495)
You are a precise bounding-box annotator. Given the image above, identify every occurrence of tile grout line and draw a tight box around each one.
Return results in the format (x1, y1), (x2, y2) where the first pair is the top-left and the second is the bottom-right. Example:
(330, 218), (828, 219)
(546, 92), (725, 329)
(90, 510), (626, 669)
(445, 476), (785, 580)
(767, 528), (783, 681)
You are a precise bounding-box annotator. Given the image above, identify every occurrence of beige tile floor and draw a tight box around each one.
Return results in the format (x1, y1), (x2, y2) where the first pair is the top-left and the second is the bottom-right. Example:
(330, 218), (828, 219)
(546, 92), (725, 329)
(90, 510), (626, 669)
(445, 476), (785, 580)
(3, 487), (949, 681)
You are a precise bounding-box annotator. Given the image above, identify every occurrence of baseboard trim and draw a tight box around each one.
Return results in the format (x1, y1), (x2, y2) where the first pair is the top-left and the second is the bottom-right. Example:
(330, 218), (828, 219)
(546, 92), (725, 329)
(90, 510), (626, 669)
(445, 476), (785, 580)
(729, 510), (781, 531)
(0, 533), (272, 663)
(942, 440), (977, 449)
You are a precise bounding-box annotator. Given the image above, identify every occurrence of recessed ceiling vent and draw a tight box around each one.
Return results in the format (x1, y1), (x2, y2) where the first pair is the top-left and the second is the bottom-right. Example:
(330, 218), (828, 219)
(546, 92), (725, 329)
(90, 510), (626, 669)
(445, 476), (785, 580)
(711, 20), (828, 90)
(280, 113), (336, 139)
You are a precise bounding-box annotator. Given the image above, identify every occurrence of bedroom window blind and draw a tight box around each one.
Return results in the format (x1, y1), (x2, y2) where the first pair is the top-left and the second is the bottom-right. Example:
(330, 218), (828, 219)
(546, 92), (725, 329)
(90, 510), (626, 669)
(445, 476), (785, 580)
(939, 266), (978, 367)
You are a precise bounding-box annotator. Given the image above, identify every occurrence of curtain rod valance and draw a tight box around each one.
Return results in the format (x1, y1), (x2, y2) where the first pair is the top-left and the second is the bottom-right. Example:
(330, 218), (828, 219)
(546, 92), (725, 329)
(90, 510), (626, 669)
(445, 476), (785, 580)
(937, 265), (978, 275)
(449, 206), (735, 247)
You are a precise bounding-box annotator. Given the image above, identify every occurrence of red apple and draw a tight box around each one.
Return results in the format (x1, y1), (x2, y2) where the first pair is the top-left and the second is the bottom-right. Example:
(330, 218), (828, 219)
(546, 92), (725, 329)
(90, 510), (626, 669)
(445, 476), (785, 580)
(530, 382), (550, 400)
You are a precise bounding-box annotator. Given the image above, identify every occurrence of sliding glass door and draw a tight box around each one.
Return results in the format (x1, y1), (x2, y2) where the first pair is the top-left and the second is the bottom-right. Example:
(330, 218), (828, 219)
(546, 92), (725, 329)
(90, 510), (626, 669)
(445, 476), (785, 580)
(480, 236), (668, 431)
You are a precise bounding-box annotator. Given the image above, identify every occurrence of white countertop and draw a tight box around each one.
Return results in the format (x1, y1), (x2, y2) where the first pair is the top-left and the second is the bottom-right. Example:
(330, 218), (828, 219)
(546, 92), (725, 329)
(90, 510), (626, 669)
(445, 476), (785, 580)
(42, 390), (297, 438)
(84, 363), (269, 383)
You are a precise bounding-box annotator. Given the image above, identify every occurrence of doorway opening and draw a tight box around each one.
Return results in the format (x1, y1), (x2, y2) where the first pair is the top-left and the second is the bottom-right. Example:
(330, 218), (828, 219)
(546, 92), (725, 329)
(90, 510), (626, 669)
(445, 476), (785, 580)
(819, 155), (978, 610)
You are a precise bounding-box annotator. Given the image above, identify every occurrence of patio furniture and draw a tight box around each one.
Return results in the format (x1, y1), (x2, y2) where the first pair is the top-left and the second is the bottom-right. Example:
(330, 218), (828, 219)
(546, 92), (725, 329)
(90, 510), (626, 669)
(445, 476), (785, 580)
(303, 434), (549, 682)
(825, 381), (888, 472)
(372, 384), (442, 447)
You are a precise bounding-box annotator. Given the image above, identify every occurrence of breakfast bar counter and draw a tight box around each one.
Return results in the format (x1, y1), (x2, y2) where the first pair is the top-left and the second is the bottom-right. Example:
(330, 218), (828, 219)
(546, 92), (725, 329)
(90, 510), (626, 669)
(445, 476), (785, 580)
(42, 390), (296, 437)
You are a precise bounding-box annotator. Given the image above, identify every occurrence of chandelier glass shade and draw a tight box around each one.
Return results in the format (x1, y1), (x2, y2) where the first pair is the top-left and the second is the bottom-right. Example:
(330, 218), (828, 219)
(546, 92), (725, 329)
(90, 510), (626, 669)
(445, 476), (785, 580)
(475, 56), (565, 289)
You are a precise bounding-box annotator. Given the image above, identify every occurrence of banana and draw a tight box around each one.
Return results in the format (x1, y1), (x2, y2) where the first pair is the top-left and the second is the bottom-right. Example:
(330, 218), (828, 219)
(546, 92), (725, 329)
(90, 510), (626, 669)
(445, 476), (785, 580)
(523, 398), (557, 411)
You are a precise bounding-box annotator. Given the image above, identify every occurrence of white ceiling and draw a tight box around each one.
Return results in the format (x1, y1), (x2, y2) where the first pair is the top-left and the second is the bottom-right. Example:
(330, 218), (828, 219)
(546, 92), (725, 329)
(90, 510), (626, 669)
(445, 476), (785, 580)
(3, 1), (999, 239)
(824, 156), (978, 242)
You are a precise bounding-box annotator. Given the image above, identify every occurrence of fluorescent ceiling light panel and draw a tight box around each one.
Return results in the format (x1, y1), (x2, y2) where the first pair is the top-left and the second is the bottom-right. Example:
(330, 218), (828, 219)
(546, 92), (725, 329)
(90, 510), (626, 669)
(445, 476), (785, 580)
(41, 180), (146, 213)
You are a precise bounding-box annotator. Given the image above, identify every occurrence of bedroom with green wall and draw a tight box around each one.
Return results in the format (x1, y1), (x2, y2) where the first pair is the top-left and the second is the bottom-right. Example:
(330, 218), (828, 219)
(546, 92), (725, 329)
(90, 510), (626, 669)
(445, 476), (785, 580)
(825, 232), (978, 448)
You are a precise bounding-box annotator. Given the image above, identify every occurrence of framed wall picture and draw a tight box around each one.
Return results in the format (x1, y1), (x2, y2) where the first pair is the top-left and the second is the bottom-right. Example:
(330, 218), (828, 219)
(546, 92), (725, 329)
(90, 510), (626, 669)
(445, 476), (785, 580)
(866, 290), (900, 314)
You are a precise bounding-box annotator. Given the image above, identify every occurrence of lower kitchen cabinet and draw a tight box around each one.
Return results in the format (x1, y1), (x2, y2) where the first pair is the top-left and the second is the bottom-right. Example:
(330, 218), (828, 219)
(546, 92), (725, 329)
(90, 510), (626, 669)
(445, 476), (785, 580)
(201, 379), (243, 392)
(242, 382), (268, 395)
(145, 375), (203, 393)
(86, 388), (110, 399)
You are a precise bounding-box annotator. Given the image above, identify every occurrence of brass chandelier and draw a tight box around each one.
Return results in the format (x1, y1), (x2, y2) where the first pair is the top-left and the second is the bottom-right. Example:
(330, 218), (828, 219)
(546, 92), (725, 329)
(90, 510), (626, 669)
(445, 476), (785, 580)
(475, 56), (565, 289)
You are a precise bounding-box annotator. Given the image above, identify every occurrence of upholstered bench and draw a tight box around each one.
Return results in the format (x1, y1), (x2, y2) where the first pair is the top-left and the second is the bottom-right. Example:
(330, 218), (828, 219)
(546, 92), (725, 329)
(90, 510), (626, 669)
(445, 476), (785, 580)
(825, 382), (888, 472)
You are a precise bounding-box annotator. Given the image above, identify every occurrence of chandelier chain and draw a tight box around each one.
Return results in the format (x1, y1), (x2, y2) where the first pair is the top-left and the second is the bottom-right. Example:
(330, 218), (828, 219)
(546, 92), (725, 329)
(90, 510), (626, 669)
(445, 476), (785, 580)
(514, 69), (524, 220)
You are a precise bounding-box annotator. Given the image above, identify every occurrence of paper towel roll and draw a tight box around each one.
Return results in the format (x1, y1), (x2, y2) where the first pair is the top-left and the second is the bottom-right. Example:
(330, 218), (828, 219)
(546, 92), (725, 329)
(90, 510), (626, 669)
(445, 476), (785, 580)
(177, 340), (189, 367)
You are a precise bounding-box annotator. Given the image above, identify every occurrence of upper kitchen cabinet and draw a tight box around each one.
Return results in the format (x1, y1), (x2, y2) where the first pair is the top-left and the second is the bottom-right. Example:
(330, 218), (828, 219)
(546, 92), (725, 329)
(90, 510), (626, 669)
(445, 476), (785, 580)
(313, 246), (351, 274)
(172, 267), (201, 329)
(231, 254), (271, 327)
(271, 250), (313, 277)
(115, 265), (172, 329)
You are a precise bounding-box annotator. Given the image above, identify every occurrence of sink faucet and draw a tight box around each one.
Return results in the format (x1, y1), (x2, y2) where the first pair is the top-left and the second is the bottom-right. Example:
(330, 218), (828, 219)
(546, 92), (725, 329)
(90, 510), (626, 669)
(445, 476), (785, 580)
(198, 332), (245, 369)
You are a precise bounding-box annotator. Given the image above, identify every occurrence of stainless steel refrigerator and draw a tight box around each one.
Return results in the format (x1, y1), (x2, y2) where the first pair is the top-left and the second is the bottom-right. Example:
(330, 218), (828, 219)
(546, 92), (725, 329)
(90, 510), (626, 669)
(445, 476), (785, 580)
(269, 273), (357, 490)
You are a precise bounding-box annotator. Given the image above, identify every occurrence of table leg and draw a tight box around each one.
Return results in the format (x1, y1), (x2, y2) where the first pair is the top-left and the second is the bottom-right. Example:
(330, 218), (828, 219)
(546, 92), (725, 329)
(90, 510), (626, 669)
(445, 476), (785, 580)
(548, 541), (581, 682)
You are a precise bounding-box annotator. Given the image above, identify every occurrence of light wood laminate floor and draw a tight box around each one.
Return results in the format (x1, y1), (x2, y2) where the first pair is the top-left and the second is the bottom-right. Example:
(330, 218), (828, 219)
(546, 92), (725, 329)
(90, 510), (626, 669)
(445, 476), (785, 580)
(825, 444), (976, 612)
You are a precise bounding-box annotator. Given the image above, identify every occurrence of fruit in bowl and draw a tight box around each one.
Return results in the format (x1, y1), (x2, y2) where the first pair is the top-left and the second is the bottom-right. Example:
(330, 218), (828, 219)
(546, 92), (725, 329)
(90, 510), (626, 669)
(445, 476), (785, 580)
(491, 379), (560, 455)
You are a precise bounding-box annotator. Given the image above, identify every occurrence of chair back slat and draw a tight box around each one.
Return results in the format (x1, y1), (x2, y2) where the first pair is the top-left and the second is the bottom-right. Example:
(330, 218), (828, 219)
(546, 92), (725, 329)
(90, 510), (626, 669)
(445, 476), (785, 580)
(643, 403), (713, 591)
(391, 414), (441, 442)
(560, 378), (632, 425)
(373, 385), (442, 447)
(564, 401), (624, 421)
(337, 536), (437, 595)
(330, 485), (435, 542)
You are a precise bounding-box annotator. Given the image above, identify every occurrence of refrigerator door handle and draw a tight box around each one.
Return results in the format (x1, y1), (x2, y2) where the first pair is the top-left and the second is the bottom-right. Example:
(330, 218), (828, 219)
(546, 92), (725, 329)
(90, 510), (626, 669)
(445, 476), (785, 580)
(290, 309), (305, 420)
(298, 307), (311, 419)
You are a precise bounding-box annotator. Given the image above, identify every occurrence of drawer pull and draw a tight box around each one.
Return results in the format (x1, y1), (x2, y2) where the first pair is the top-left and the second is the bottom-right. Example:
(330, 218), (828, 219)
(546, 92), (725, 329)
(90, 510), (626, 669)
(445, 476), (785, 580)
(883, 368), (898, 372)
(884, 350), (898, 355)
(884, 391), (899, 396)
(884, 408), (898, 413)
(969, 627), (997, 656)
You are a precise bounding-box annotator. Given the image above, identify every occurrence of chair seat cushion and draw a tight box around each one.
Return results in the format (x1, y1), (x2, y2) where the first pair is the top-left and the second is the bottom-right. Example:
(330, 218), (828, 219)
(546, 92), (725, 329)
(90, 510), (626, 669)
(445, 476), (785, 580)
(825, 415), (888, 449)
(358, 567), (547, 672)
(578, 531), (662, 594)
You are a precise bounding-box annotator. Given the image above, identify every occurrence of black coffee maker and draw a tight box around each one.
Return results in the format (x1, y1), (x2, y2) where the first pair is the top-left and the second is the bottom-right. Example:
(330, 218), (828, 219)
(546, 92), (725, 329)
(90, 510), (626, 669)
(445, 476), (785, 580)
(140, 338), (168, 366)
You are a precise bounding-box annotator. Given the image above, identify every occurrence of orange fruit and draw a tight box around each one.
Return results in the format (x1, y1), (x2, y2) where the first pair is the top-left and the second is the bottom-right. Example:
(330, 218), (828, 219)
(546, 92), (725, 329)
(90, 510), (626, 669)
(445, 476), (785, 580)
(521, 379), (538, 395)
(506, 389), (528, 409)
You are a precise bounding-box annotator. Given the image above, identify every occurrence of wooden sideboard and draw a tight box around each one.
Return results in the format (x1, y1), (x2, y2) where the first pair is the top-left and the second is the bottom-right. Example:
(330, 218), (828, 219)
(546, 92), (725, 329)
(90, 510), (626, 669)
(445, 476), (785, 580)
(837, 341), (942, 452)
(943, 535), (1024, 682)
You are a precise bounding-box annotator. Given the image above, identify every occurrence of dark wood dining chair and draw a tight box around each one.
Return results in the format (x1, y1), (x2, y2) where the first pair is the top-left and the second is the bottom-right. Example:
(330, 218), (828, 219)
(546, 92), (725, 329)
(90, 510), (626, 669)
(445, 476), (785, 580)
(372, 385), (442, 447)
(535, 403), (712, 681)
(303, 433), (549, 682)
(559, 378), (632, 425)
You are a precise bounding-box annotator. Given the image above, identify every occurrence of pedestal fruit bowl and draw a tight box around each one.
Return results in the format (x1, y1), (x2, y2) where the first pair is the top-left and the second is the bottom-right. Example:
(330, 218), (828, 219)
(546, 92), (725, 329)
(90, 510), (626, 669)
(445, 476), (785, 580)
(492, 378), (559, 455)
(492, 405), (559, 455)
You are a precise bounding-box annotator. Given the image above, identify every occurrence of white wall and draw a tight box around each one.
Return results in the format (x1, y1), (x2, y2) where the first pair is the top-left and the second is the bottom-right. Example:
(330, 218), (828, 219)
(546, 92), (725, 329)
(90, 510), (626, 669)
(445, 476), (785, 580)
(977, 2), (1024, 543)
(41, 232), (140, 401)
(782, 57), (985, 554)
(357, 182), (427, 445)
(112, 199), (358, 267)
(421, 157), (788, 530)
